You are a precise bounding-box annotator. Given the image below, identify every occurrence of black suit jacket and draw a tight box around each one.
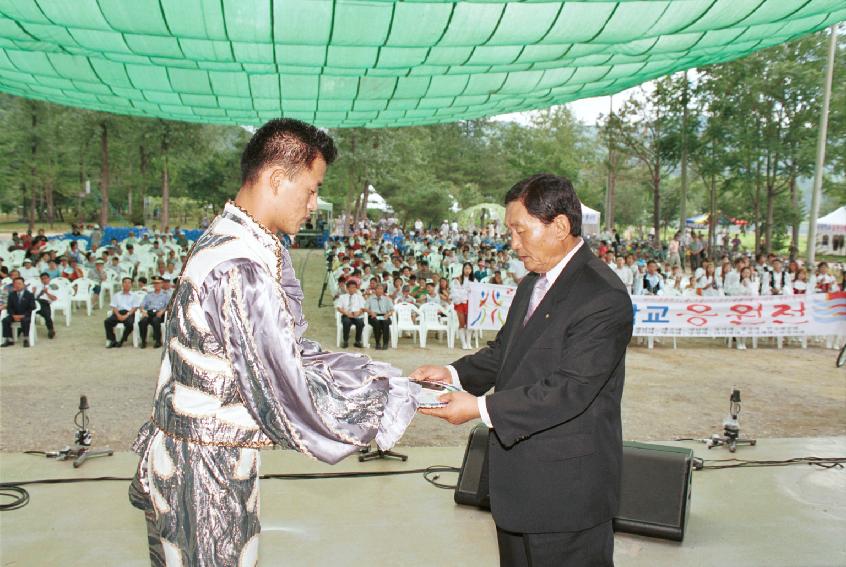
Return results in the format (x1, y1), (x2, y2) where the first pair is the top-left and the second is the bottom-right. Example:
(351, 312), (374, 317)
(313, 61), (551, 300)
(452, 244), (633, 533)
(5, 289), (36, 317)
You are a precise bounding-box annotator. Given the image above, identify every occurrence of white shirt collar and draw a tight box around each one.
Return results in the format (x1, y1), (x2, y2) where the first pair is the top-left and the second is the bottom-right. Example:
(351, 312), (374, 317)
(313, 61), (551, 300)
(541, 238), (584, 286)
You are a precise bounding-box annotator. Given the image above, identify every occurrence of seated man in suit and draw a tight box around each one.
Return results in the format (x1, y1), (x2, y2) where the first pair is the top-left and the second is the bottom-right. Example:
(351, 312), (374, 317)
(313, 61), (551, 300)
(413, 174), (633, 567)
(30, 272), (57, 339)
(2, 277), (37, 347)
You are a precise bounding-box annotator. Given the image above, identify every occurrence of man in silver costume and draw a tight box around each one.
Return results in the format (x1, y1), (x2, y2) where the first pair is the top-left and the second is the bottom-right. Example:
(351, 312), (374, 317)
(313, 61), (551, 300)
(129, 119), (420, 566)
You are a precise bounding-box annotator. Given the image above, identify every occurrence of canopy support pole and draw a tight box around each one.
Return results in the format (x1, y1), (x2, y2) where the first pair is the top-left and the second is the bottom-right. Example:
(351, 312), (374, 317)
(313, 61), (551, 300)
(807, 25), (838, 265)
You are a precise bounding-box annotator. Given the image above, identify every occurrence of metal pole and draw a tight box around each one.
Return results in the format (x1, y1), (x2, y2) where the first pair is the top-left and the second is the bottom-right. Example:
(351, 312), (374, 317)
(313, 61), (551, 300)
(807, 25), (837, 265)
(679, 70), (688, 238)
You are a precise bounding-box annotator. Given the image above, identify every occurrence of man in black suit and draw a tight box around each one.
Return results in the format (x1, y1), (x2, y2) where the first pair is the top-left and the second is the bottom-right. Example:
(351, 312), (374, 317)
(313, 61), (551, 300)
(2, 277), (37, 347)
(413, 174), (633, 566)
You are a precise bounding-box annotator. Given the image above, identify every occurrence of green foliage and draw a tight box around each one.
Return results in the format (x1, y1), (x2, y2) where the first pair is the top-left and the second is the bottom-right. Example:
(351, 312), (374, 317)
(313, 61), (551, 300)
(0, 27), (841, 247)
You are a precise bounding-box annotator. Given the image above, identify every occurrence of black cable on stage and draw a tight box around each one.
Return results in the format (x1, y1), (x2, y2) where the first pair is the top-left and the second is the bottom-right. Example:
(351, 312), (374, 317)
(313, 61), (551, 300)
(0, 465), (461, 511)
(4, 454), (842, 512)
(697, 456), (846, 470)
(0, 486), (30, 511)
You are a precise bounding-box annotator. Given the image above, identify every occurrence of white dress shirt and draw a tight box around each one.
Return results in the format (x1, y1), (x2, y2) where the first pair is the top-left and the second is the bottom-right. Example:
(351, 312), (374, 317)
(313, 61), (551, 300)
(110, 291), (140, 311)
(449, 239), (585, 427)
(335, 292), (366, 318)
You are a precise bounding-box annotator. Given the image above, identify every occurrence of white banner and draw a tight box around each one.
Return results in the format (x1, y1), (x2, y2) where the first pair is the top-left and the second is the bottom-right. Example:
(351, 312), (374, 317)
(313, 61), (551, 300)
(468, 282), (517, 331)
(632, 292), (846, 338)
(468, 283), (846, 338)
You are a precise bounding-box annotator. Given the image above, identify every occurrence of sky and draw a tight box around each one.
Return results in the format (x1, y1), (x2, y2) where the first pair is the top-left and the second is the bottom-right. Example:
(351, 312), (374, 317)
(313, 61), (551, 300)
(493, 73), (694, 126)
(492, 88), (636, 127)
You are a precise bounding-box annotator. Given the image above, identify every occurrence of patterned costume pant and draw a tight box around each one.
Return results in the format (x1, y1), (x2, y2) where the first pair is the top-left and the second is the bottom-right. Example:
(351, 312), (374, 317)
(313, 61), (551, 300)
(130, 429), (262, 567)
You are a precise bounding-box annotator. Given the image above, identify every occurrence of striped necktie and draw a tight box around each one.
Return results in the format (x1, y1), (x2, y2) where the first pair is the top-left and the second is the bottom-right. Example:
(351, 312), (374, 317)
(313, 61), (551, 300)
(523, 274), (549, 326)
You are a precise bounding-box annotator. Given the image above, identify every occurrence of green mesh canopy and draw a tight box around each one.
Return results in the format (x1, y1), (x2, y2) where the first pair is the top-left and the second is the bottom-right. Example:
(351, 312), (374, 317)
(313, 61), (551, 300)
(0, 1), (842, 127)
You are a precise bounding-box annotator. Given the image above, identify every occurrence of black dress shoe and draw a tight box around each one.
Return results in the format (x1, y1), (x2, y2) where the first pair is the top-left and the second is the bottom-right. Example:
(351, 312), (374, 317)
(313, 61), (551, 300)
(1, 340), (13, 348)
(48, 329), (55, 339)
(354, 341), (363, 348)
(154, 340), (162, 348)
(140, 341), (146, 349)
(106, 341), (117, 348)
(22, 339), (29, 348)
(342, 340), (349, 348)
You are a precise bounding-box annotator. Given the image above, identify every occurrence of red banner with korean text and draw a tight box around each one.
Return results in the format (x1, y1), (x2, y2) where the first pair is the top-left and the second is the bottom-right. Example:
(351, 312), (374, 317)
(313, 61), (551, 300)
(632, 292), (846, 337)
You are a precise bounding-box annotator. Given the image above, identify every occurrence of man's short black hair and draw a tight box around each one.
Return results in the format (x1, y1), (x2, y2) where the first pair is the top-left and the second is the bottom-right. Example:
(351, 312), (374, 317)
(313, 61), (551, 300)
(240, 118), (338, 185)
(122, 276), (133, 283)
(39, 272), (49, 278)
(504, 174), (582, 237)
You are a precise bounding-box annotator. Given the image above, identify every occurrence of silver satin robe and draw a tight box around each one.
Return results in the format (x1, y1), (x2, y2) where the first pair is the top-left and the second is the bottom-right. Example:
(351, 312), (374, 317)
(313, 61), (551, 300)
(129, 203), (419, 567)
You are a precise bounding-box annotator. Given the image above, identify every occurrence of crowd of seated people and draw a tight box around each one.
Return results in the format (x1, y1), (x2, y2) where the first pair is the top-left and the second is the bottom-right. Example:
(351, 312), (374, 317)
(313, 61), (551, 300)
(326, 219), (523, 350)
(604, 250), (843, 298)
(0, 226), (189, 349)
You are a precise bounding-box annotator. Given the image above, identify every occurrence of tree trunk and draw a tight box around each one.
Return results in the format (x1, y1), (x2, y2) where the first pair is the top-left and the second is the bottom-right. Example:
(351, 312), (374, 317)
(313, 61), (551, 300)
(754, 159), (762, 254)
(78, 142), (87, 223)
(708, 175), (717, 257)
(160, 123), (171, 230)
(606, 164), (616, 231)
(99, 121), (110, 228)
(604, 97), (616, 231)
(139, 144), (149, 223)
(764, 182), (776, 256)
(161, 153), (170, 230)
(127, 159), (133, 218)
(679, 71), (689, 234)
(45, 179), (55, 227)
(28, 108), (37, 231)
(789, 173), (799, 261)
(358, 179), (370, 224)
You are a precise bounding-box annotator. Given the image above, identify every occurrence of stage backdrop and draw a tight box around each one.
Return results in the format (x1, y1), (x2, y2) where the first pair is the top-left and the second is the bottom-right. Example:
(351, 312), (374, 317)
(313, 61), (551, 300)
(468, 283), (846, 338)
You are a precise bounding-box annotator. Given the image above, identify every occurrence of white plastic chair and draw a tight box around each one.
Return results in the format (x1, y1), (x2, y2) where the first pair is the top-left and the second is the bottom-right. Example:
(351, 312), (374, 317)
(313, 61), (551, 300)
(100, 272), (119, 309)
(9, 250), (26, 267)
(119, 261), (135, 278)
(391, 303), (422, 348)
(419, 303), (455, 348)
(71, 278), (94, 316)
(1, 303), (40, 346)
(48, 283), (72, 326)
(334, 311), (371, 348)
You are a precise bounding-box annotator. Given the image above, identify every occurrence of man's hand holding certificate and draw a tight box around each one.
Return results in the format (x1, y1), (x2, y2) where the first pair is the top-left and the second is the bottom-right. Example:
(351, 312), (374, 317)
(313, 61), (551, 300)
(410, 365), (481, 425)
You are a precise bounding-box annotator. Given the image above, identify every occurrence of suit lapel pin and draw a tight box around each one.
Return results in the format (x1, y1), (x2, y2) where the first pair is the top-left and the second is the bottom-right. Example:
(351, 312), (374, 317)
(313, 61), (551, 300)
(545, 313), (549, 318)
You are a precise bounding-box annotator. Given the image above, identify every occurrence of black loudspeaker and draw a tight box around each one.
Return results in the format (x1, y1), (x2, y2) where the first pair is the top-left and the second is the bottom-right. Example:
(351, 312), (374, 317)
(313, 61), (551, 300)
(454, 423), (490, 509)
(453, 425), (694, 542)
(615, 441), (694, 542)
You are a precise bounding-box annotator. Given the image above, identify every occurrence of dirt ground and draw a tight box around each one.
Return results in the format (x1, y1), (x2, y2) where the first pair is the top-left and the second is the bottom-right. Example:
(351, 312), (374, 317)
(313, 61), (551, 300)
(1, 248), (844, 454)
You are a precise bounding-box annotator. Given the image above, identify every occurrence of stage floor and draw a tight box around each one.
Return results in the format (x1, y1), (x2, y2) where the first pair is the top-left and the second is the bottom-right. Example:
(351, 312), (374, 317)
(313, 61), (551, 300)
(1, 437), (844, 566)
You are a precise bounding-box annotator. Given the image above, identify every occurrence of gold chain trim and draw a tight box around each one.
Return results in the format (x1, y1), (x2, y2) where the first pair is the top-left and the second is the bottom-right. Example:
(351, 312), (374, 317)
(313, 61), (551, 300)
(150, 416), (273, 449)
(226, 200), (284, 281)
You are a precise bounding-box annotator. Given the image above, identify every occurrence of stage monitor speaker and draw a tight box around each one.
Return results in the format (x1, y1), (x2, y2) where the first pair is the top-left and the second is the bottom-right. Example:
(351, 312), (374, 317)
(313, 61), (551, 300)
(453, 425), (694, 542)
(615, 441), (693, 542)
(454, 423), (490, 509)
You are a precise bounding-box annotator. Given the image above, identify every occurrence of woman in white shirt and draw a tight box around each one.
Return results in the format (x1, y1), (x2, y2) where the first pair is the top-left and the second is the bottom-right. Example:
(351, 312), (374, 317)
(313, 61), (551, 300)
(450, 262), (475, 350)
(815, 262), (839, 293)
(696, 262), (722, 296)
(727, 267), (759, 350)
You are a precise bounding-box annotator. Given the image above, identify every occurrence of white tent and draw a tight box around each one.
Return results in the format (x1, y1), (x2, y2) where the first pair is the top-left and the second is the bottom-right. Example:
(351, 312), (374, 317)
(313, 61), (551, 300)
(366, 186), (392, 212)
(317, 196), (333, 214)
(581, 203), (601, 236)
(817, 206), (846, 255)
